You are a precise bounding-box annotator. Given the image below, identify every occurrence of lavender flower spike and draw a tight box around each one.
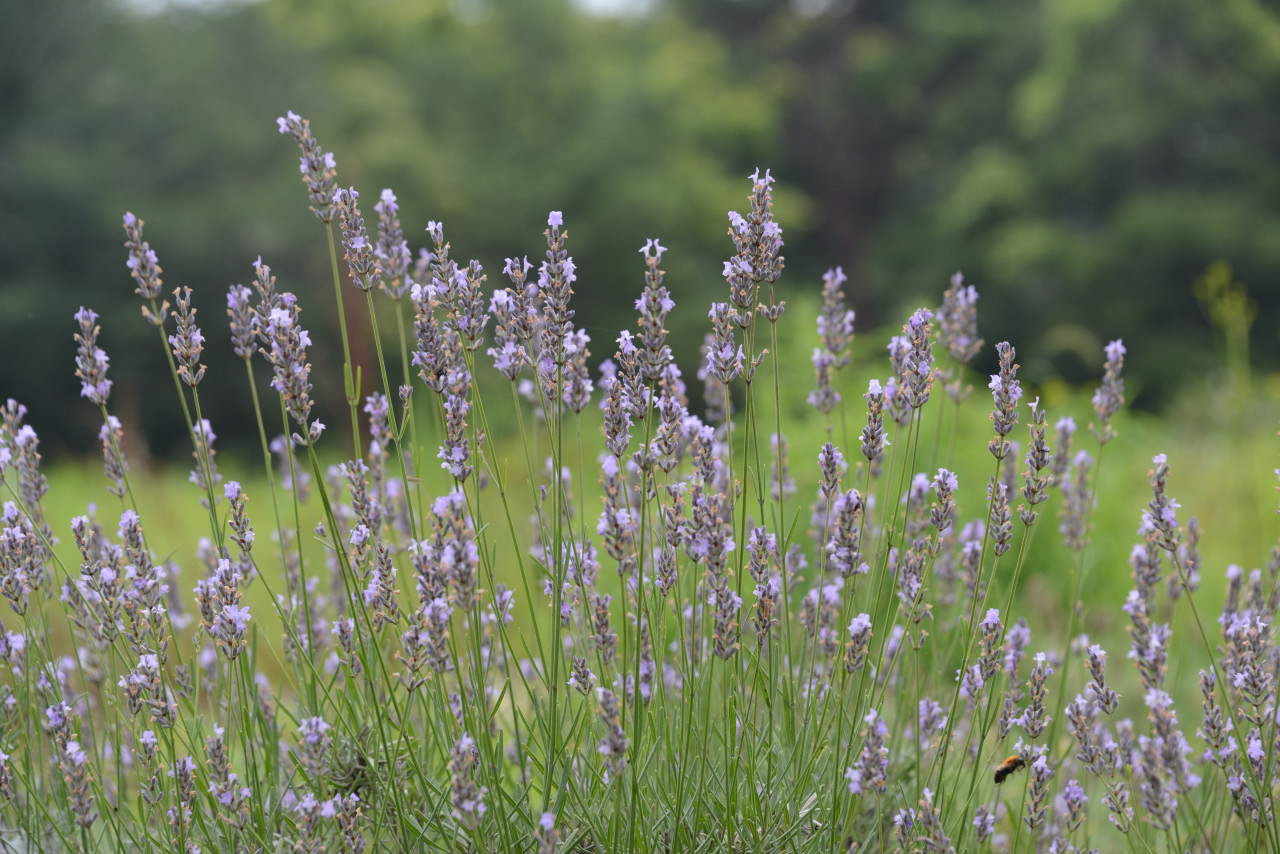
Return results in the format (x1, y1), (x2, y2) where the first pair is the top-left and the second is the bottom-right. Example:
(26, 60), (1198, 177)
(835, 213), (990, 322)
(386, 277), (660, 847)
(169, 286), (206, 387)
(73, 307), (113, 405)
(262, 296), (323, 444)
(937, 272), (982, 365)
(374, 188), (412, 300)
(817, 267), (855, 364)
(122, 212), (163, 299)
(276, 111), (338, 222)
(1144, 453), (1182, 553)
(987, 341), (1020, 459)
(122, 213), (169, 325)
(334, 188), (381, 293)
(1092, 338), (1126, 444)
(636, 238), (675, 382)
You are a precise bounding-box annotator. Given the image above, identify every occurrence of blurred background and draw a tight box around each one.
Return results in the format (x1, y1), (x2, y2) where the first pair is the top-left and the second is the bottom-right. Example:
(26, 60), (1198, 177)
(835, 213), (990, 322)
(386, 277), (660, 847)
(2, 0), (1280, 461)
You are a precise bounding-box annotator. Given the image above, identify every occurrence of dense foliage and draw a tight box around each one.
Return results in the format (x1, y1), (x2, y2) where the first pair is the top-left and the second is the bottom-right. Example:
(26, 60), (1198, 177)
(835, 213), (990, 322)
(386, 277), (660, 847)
(0, 117), (1277, 851)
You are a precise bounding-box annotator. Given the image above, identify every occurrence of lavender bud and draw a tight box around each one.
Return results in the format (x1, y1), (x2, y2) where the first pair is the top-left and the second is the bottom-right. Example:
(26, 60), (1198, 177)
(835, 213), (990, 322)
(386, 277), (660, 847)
(817, 267), (855, 363)
(1092, 338), (1126, 444)
(334, 188), (381, 293)
(808, 347), (840, 414)
(1087, 643), (1120, 714)
(73, 307), (113, 405)
(169, 287), (206, 387)
(226, 284), (257, 360)
(374, 188), (411, 300)
(818, 442), (845, 497)
(844, 612), (873, 673)
(99, 416), (127, 498)
(1023, 755), (1052, 832)
(937, 272), (982, 365)
(1144, 454), (1181, 553)
(899, 309), (935, 411)
(930, 468), (958, 539)
(1019, 396), (1052, 525)
(988, 477), (1012, 557)
(860, 379), (888, 462)
(705, 303), (743, 384)
(636, 239), (675, 381)
(449, 733), (486, 829)
(596, 688), (629, 779)
(261, 296), (317, 439)
(987, 341), (1021, 459)
(122, 212), (166, 309)
(1017, 652), (1053, 739)
(276, 111), (338, 223)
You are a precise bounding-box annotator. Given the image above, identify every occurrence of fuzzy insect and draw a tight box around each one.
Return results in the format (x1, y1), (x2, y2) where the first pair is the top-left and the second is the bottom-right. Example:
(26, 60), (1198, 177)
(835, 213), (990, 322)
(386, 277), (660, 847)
(993, 754), (1027, 785)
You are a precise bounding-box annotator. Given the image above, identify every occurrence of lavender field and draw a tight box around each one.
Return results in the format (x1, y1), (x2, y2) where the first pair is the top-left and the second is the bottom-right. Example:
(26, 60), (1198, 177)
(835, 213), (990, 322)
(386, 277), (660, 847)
(1, 113), (1278, 853)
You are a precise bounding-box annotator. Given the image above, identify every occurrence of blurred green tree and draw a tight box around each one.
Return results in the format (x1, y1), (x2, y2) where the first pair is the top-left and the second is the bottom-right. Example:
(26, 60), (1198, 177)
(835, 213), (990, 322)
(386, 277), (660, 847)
(3, 0), (1279, 457)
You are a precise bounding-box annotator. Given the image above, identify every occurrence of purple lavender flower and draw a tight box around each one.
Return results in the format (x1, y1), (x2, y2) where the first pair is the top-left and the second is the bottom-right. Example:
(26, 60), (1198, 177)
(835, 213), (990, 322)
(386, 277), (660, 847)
(937, 272), (982, 367)
(808, 347), (840, 414)
(973, 806), (994, 842)
(226, 284), (257, 360)
(846, 709), (888, 796)
(333, 188), (381, 293)
(447, 261), (491, 352)
(977, 608), (1003, 682)
(1005, 617), (1031, 685)
(930, 468), (958, 539)
(169, 286), (206, 387)
(489, 260), (535, 380)
(844, 612), (873, 672)
(859, 379), (888, 463)
(1059, 449), (1093, 550)
(885, 337), (912, 427)
(710, 582), (742, 659)
(374, 188), (412, 300)
(826, 489), (866, 577)
(189, 418), (221, 500)
(636, 239), (675, 381)
(988, 477), (1012, 557)
(537, 211), (577, 388)
(411, 282), (450, 393)
(297, 716), (331, 781)
(202, 558), (249, 660)
(724, 168), (784, 325)
(596, 689), (629, 779)
(1024, 755), (1052, 831)
(916, 789), (953, 853)
(987, 341), (1020, 459)
(535, 811), (559, 853)
(817, 267), (855, 364)
(561, 327), (594, 413)
(61, 738), (96, 828)
(98, 416), (127, 499)
(122, 212), (165, 306)
(398, 597), (453, 688)
(276, 111), (338, 222)
(818, 442), (845, 497)
(900, 308), (936, 410)
(261, 296), (321, 443)
(705, 303), (743, 384)
(1087, 643), (1120, 714)
(73, 307), (113, 405)
(1017, 652), (1053, 738)
(1092, 338), (1126, 444)
(568, 655), (595, 696)
(1050, 415), (1076, 486)
(1144, 453), (1182, 553)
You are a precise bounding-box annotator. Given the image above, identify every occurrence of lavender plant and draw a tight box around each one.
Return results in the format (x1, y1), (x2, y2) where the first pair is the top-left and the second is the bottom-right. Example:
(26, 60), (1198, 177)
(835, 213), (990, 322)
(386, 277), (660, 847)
(0, 114), (1276, 854)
